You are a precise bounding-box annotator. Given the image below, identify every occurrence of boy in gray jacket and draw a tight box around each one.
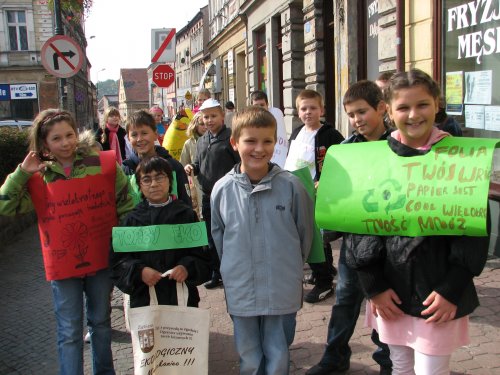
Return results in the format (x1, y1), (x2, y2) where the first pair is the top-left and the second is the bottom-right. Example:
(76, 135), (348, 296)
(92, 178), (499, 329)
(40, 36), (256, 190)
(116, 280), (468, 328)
(211, 106), (314, 374)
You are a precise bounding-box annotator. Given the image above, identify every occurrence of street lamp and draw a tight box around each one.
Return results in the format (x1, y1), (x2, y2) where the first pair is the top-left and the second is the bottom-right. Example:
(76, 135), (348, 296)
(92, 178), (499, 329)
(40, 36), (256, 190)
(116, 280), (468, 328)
(96, 68), (106, 99)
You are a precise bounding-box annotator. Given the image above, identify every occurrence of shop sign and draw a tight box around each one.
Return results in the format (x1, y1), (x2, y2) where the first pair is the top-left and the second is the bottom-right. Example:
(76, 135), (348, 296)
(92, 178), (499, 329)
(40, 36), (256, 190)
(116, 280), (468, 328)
(443, 0), (500, 131)
(0, 84), (10, 101)
(228, 50), (234, 75)
(10, 84), (37, 100)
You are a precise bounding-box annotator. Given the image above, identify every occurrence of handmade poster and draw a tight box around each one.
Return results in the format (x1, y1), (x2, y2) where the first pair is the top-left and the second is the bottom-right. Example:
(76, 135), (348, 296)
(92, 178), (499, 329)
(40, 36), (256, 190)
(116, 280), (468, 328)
(112, 222), (208, 252)
(28, 151), (117, 280)
(316, 137), (499, 236)
(285, 140), (316, 179)
(291, 167), (325, 263)
(269, 107), (288, 168)
(162, 108), (193, 160)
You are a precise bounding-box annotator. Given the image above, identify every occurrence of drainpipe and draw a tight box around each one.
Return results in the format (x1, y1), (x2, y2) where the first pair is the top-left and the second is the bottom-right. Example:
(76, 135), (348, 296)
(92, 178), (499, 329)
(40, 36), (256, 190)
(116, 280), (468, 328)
(396, 0), (405, 72)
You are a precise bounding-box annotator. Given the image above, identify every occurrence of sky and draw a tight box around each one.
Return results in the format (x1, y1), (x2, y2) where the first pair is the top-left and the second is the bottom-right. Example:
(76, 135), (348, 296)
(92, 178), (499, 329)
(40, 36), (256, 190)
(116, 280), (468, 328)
(84, 0), (209, 83)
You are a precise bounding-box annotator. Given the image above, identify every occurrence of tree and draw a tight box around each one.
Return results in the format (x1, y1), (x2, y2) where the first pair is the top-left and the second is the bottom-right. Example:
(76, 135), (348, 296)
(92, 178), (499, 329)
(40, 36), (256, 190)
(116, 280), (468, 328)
(97, 79), (118, 100)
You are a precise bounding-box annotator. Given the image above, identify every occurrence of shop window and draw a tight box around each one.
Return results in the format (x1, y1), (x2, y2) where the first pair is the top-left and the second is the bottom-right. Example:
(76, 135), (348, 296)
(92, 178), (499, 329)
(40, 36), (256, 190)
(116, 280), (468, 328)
(7, 10), (28, 51)
(10, 100), (37, 120)
(441, 0), (500, 135)
(256, 27), (267, 92)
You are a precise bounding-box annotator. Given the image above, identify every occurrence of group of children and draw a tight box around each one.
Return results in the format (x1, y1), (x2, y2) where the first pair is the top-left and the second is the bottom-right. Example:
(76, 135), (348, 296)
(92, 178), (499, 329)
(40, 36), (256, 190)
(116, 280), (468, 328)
(0, 68), (490, 375)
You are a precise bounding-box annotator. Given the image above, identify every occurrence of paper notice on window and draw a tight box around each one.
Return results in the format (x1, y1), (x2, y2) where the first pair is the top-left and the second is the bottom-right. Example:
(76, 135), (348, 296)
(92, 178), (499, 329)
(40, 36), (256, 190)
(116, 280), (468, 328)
(465, 105), (485, 129)
(445, 71), (463, 115)
(484, 106), (500, 132)
(464, 70), (492, 105)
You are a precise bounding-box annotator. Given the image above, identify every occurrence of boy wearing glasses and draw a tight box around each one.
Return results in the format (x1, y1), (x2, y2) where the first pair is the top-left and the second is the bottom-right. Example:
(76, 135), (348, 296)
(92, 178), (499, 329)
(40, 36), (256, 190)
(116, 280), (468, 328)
(111, 156), (210, 308)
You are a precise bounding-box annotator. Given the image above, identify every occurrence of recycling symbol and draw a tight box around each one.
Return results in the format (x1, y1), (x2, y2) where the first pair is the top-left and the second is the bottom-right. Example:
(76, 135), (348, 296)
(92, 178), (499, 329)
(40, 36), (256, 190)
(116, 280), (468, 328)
(362, 178), (406, 214)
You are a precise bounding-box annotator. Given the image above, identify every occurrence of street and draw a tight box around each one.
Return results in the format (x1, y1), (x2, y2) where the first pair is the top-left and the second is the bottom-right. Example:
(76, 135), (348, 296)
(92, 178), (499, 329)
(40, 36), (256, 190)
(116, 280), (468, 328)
(1, 224), (500, 374)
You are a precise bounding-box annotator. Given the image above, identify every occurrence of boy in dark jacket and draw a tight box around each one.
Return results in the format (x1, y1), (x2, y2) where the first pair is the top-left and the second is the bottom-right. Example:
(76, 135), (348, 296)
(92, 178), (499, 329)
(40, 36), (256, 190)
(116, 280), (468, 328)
(184, 99), (241, 288)
(307, 81), (392, 375)
(286, 89), (344, 304)
(111, 157), (210, 308)
(122, 109), (191, 207)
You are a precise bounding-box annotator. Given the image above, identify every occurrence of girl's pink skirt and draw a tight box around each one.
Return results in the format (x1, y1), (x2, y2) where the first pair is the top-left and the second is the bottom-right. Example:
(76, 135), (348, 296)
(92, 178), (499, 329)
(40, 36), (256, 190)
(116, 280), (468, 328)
(365, 301), (470, 356)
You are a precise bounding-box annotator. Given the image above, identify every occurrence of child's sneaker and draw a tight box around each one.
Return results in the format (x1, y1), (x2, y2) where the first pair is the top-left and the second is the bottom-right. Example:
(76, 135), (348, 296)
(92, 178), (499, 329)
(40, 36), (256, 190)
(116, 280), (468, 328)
(304, 285), (333, 303)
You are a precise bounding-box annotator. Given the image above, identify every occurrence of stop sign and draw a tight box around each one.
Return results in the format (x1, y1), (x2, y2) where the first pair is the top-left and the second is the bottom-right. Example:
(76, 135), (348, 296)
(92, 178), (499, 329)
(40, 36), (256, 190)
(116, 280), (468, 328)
(153, 64), (175, 88)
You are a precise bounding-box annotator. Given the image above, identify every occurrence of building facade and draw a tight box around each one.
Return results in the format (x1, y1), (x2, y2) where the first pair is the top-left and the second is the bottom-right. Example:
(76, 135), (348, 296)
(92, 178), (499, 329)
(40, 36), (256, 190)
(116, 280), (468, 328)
(118, 68), (148, 121)
(0, 0), (93, 128)
(190, 6), (209, 104)
(175, 25), (192, 110)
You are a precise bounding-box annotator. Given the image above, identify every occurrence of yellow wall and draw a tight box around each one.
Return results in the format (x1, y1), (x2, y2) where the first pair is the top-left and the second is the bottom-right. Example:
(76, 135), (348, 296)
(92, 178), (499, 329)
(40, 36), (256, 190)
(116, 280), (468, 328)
(404, 0), (434, 74)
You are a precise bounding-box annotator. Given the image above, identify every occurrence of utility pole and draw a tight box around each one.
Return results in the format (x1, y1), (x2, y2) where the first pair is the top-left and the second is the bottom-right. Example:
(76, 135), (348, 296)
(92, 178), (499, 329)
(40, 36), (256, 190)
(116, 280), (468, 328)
(53, 0), (66, 109)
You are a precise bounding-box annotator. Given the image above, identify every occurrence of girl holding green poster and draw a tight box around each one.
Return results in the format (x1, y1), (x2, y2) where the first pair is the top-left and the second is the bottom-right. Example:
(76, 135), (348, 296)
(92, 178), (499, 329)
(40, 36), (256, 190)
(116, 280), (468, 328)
(111, 156), (210, 308)
(345, 69), (489, 375)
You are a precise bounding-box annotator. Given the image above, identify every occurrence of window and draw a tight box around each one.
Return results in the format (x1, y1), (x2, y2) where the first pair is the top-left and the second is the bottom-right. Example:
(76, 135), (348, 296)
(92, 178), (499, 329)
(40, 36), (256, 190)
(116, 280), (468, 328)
(441, 0), (500, 136)
(7, 10), (28, 51)
(256, 27), (267, 92)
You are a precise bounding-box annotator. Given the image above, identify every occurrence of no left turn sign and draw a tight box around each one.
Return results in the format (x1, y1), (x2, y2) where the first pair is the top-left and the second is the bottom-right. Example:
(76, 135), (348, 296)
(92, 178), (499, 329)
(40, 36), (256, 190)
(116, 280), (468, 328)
(41, 35), (84, 78)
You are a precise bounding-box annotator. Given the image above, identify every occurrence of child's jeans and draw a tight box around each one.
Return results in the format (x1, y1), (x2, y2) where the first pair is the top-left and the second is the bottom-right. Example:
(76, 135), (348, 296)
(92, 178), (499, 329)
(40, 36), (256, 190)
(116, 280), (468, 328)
(388, 344), (450, 375)
(231, 313), (297, 375)
(51, 268), (115, 375)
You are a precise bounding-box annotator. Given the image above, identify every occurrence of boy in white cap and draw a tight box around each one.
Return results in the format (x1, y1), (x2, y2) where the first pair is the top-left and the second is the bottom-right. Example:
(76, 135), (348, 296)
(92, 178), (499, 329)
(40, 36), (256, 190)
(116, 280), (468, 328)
(184, 99), (240, 288)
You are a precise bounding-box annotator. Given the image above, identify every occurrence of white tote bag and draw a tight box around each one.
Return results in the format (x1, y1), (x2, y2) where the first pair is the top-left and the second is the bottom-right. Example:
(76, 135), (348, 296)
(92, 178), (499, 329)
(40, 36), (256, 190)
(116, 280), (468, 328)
(129, 283), (209, 375)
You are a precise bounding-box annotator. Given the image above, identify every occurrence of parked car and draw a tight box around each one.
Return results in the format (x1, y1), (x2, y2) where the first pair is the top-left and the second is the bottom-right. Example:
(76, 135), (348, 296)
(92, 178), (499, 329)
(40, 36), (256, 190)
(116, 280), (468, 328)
(0, 120), (32, 130)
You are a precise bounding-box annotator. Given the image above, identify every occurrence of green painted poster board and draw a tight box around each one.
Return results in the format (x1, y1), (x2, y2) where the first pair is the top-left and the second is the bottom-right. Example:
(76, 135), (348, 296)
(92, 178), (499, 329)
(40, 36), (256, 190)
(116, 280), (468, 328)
(113, 222), (208, 252)
(291, 167), (325, 263)
(316, 137), (499, 236)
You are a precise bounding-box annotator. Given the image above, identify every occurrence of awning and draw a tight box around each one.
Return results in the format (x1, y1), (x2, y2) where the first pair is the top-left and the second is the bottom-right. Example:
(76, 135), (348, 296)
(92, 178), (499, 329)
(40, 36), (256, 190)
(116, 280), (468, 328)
(197, 60), (219, 92)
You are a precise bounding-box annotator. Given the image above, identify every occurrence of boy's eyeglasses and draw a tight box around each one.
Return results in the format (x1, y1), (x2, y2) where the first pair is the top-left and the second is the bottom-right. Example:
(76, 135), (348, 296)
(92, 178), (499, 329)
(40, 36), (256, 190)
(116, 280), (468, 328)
(140, 174), (167, 186)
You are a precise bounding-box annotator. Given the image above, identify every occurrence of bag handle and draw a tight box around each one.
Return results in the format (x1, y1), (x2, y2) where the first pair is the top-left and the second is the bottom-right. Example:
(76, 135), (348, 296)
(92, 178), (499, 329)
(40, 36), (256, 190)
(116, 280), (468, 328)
(148, 282), (189, 307)
(175, 282), (189, 307)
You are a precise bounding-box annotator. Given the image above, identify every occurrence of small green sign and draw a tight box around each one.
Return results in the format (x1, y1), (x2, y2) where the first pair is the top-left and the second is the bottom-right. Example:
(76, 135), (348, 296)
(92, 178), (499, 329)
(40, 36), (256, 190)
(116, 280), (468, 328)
(112, 222), (208, 252)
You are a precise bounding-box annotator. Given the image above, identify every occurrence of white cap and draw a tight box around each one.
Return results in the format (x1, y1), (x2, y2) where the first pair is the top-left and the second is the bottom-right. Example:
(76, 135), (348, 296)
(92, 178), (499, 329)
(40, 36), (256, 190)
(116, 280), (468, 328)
(199, 98), (222, 111)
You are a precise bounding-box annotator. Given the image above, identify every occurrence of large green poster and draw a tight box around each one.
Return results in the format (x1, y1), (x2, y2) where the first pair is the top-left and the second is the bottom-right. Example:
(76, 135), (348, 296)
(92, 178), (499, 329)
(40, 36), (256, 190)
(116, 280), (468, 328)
(316, 137), (499, 236)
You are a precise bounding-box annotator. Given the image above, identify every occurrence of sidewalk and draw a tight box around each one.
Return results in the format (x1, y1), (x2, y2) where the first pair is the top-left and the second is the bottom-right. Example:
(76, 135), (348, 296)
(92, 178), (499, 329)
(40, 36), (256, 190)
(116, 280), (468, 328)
(1, 223), (499, 374)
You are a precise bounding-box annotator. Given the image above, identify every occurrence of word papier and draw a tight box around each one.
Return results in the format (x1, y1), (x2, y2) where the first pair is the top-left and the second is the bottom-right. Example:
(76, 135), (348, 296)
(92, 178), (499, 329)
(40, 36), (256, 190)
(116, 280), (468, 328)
(316, 137), (499, 236)
(112, 222), (208, 252)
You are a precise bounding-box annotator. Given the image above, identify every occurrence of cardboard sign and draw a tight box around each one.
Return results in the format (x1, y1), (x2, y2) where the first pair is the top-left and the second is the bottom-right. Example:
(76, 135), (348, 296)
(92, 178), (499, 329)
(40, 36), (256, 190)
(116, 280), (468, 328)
(316, 137), (499, 236)
(28, 152), (117, 280)
(291, 167), (325, 263)
(112, 222), (208, 252)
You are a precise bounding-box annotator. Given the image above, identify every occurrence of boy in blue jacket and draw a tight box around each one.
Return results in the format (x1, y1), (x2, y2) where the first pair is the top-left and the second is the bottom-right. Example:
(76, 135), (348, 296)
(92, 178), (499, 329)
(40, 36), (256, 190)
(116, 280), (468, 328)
(211, 106), (314, 374)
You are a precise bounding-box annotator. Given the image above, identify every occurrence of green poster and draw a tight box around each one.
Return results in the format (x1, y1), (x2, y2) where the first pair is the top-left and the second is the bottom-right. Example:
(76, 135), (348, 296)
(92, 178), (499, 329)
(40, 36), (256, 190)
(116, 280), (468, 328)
(291, 167), (325, 263)
(112, 222), (208, 252)
(316, 137), (499, 236)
